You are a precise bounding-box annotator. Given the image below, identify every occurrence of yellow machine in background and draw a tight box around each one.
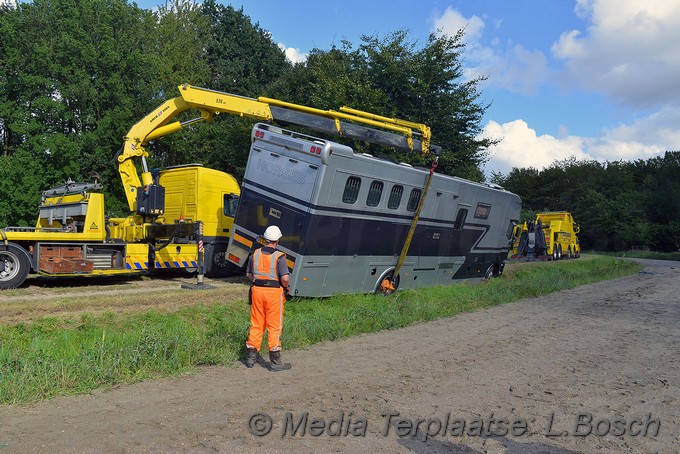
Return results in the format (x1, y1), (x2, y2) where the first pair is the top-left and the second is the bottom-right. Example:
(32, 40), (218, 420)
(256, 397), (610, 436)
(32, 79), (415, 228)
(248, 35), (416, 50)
(511, 211), (581, 260)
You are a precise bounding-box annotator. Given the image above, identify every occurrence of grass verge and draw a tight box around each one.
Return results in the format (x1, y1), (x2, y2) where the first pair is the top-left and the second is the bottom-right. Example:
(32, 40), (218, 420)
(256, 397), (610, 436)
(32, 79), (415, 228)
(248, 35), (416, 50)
(590, 250), (680, 261)
(0, 256), (641, 405)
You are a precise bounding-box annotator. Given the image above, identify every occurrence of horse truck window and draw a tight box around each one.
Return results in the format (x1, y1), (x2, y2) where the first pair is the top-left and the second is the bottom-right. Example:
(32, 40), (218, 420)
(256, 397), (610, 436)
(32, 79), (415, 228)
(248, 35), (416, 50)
(343, 176), (362, 204)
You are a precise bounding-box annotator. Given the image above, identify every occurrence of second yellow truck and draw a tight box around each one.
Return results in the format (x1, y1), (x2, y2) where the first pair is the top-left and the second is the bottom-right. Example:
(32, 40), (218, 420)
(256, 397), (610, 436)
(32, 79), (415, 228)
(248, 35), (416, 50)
(511, 211), (581, 260)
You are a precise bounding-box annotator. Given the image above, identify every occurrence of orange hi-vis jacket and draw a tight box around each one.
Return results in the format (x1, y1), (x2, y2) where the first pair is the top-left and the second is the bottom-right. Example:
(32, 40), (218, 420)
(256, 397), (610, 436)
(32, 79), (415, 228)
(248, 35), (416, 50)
(246, 248), (287, 352)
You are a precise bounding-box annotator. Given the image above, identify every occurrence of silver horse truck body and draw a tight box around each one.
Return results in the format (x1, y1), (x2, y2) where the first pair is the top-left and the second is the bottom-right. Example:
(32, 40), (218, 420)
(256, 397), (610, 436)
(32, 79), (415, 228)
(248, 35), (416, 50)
(227, 123), (521, 297)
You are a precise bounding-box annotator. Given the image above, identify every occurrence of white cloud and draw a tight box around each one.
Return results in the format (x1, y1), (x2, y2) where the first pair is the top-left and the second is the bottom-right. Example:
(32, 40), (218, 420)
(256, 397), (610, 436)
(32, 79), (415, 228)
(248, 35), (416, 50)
(587, 107), (680, 160)
(467, 44), (550, 95)
(431, 3), (679, 177)
(432, 6), (485, 44)
(278, 43), (308, 64)
(483, 120), (589, 175)
(482, 107), (677, 176)
(432, 2), (680, 108)
(552, 0), (680, 109)
(431, 7), (549, 95)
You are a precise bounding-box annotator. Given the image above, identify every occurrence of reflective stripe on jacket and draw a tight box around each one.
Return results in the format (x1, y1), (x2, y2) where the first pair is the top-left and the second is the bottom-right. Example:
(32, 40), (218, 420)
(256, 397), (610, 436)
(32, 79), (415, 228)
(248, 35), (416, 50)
(252, 248), (285, 282)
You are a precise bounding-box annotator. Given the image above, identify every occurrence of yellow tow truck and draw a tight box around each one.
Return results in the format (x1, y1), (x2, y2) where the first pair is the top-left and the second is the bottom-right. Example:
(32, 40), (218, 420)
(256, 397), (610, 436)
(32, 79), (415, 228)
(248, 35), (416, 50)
(511, 211), (581, 260)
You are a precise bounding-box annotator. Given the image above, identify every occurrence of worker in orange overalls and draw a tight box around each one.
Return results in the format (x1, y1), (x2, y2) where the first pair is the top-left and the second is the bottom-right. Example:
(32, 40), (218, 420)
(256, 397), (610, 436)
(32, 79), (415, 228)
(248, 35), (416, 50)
(245, 225), (291, 371)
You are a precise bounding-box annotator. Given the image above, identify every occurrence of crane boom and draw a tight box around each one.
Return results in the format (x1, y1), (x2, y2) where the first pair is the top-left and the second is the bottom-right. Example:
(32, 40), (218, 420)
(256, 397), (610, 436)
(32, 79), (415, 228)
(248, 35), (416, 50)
(119, 84), (435, 212)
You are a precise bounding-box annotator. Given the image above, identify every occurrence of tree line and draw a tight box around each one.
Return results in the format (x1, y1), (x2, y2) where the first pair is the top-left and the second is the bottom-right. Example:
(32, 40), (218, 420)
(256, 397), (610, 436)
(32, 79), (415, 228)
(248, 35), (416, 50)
(491, 153), (680, 252)
(1, 0), (677, 252)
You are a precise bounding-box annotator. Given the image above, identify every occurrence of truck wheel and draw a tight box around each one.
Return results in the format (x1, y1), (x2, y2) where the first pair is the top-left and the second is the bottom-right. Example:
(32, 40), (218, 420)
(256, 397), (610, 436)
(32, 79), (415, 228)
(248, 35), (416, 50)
(567, 247), (573, 259)
(552, 244), (559, 261)
(0, 244), (31, 289)
(557, 245), (563, 260)
(205, 245), (236, 278)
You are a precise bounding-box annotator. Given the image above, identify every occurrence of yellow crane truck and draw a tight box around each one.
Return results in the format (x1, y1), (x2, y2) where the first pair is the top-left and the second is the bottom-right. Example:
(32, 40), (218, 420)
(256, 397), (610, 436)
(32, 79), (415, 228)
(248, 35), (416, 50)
(511, 211), (580, 260)
(0, 84), (434, 289)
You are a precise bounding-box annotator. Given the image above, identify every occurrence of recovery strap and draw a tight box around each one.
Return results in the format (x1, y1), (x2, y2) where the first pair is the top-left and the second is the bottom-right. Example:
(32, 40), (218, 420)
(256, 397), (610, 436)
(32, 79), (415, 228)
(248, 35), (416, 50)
(381, 156), (439, 293)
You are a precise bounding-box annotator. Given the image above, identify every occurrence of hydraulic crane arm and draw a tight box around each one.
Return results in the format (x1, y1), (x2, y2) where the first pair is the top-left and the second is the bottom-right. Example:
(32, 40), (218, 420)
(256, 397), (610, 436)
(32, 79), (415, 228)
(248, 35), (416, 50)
(119, 84), (435, 212)
(118, 86), (274, 211)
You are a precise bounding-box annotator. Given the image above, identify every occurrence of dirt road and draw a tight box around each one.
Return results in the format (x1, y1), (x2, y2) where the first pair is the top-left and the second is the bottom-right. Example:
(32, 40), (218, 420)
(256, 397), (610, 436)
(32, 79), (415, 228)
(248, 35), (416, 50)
(1, 259), (678, 454)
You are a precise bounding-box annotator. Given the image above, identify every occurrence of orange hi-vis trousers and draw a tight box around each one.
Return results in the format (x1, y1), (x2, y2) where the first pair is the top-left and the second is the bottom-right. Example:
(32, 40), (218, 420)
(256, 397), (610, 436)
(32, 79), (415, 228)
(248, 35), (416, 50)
(246, 286), (285, 352)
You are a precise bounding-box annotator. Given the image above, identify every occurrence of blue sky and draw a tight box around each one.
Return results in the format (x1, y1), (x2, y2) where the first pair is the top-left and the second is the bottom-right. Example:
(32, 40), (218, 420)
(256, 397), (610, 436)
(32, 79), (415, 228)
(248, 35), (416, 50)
(134, 0), (680, 177)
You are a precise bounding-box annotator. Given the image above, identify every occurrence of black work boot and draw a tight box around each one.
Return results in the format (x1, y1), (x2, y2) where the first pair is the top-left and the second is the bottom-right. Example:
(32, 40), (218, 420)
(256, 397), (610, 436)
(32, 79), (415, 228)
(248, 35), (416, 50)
(268, 350), (291, 372)
(245, 347), (258, 368)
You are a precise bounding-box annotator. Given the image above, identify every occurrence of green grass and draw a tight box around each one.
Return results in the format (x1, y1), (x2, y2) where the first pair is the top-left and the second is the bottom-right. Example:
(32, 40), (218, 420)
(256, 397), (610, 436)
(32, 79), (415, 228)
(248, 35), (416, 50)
(590, 250), (680, 261)
(0, 257), (641, 405)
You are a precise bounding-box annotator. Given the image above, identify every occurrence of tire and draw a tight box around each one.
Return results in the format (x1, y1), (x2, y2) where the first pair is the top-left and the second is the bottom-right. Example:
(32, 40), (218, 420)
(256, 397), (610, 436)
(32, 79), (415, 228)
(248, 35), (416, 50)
(568, 247), (573, 259)
(552, 244), (559, 261)
(205, 244), (235, 278)
(557, 244), (563, 260)
(483, 264), (495, 280)
(0, 243), (31, 289)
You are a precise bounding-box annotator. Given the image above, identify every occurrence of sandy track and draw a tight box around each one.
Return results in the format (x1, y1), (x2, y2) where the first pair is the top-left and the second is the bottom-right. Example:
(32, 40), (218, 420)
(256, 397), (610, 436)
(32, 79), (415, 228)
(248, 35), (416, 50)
(0, 259), (678, 454)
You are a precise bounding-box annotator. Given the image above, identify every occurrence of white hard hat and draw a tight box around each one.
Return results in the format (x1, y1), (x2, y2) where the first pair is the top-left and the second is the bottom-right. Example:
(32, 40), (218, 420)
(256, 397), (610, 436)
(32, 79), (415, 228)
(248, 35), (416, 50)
(263, 225), (283, 242)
